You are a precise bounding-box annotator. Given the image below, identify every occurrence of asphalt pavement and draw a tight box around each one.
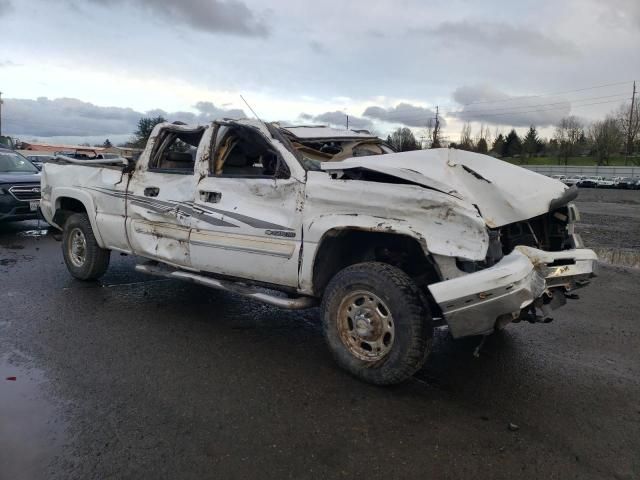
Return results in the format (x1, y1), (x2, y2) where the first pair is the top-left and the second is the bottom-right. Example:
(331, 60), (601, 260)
(1, 212), (639, 479)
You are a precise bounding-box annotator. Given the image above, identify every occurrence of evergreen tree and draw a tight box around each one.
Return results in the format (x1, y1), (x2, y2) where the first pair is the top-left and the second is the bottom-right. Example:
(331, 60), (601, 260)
(491, 133), (505, 156)
(476, 137), (488, 154)
(131, 116), (167, 148)
(103, 139), (113, 148)
(504, 129), (522, 157)
(522, 126), (541, 160)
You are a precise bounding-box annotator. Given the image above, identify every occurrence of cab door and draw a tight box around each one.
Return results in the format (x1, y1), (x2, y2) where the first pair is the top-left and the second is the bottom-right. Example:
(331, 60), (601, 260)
(126, 125), (205, 268)
(188, 124), (304, 287)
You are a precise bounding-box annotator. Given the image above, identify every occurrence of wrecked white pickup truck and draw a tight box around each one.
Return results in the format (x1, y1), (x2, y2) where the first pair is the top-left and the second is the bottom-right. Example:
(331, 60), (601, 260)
(40, 119), (597, 384)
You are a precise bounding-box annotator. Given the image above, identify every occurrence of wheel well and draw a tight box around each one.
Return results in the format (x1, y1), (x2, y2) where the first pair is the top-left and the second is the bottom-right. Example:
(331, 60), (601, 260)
(312, 229), (441, 297)
(52, 197), (88, 228)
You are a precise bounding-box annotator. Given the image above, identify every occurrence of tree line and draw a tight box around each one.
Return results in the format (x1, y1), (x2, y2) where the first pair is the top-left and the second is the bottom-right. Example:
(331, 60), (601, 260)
(385, 101), (640, 166)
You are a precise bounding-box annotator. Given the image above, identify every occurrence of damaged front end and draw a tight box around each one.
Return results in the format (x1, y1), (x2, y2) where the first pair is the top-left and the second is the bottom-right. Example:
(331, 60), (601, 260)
(429, 201), (597, 338)
(283, 133), (597, 338)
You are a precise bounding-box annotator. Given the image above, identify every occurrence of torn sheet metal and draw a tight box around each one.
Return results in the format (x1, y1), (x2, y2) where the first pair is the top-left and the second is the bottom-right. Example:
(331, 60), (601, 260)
(321, 148), (569, 228)
(428, 246), (597, 338)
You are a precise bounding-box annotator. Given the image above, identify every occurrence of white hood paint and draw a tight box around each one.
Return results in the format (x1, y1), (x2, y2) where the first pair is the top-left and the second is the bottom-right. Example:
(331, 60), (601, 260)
(321, 148), (569, 228)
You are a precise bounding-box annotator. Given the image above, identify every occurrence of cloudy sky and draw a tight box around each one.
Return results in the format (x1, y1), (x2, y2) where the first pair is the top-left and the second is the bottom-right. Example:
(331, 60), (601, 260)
(0, 0), (638, 144)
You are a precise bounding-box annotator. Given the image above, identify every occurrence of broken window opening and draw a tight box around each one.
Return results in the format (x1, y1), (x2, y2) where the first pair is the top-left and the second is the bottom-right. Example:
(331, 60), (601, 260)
(281, 135), (394, 170)
(211, 125), (290, 179)
(149, 128), (205, 174)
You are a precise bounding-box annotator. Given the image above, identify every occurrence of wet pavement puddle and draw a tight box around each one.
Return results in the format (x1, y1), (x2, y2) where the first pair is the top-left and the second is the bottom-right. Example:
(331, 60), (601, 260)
(16, 229), (49, 238)
(0, 353), (64, 480)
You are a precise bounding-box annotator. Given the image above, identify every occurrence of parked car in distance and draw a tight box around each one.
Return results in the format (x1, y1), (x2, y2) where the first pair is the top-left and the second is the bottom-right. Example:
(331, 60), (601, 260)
(564, 175), (586, 186)
(0, 148), (41, 222)
(551, 174), (566, 182)
(615, 177), (636, 189)
(597, 177), (615, 189)
(578, 176), (602, 188)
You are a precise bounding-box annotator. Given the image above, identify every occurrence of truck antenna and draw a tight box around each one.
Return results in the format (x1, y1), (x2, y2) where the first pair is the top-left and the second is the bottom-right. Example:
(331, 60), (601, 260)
(240, 95), (263, 124)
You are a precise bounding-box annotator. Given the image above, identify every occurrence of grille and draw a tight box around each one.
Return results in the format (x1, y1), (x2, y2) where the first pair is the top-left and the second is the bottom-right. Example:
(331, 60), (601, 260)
(9, 184), (41, 201)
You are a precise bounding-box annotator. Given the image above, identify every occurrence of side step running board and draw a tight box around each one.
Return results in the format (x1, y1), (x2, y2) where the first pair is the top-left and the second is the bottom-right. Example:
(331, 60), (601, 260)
(135, 263), (318, 310)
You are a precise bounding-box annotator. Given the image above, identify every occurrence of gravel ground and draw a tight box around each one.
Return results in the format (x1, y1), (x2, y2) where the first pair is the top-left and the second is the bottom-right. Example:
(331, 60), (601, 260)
(574, 188), (640, 252)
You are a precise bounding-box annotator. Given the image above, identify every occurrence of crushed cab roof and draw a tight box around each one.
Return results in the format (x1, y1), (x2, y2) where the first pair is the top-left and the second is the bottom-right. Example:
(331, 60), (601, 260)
(280, 126), (378, 140)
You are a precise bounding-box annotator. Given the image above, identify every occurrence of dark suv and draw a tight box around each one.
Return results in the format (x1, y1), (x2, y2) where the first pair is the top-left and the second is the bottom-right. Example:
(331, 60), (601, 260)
(0, 148), (41, 222)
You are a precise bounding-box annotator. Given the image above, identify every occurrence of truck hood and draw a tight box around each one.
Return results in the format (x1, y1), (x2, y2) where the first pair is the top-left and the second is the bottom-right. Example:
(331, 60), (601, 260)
(321, 148), (570, 228)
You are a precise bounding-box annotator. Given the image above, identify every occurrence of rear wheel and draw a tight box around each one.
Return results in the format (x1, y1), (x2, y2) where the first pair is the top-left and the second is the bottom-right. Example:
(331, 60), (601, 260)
(62, 213), (110, 280)
(322, 262), (432, 385)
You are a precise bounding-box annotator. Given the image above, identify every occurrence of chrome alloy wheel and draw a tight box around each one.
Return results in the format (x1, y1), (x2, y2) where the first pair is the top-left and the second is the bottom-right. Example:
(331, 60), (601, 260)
(68, 227), (87, 268)
(337, 290), (395, 362)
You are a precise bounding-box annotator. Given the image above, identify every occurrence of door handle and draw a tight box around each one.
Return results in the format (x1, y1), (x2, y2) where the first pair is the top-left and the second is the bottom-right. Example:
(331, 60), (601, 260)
(144, 187), (159, 197)
(200, 191), (222, 203)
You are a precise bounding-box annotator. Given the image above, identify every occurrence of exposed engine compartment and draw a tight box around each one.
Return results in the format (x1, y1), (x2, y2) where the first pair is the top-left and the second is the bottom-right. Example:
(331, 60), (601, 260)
(459, 204), (580, 273)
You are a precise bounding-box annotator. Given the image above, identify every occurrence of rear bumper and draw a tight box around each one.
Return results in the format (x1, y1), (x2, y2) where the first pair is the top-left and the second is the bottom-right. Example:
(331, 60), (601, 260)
(428, 246), (597, 338)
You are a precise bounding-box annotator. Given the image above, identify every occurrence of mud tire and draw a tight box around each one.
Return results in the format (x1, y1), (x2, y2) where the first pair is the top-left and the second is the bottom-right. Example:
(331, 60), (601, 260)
(322, 262), (432, 385)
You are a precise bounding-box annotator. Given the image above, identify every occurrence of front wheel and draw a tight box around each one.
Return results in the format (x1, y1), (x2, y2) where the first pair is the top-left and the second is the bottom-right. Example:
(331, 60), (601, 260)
(321, 262), (433, 385)
(62, 213), (110, 280)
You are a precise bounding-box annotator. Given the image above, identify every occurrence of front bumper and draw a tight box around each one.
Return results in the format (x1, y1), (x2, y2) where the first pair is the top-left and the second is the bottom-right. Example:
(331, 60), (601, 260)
(0, 197), (40, 222)
(428, 246), (597, 338)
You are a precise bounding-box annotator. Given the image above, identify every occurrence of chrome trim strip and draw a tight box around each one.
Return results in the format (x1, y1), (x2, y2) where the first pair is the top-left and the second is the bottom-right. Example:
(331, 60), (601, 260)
(189, 239), (292, 258)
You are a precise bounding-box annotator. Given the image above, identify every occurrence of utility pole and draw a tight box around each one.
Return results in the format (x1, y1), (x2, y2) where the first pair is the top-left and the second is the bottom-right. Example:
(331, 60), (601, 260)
(627, 81), (636, 157)
(346, 114), (349, 130)
(0, 91), (3, 136)
(431, 106), (441, 148)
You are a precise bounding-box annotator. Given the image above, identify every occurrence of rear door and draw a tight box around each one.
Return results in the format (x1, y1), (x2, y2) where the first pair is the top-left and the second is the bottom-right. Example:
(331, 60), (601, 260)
(126, 125), (205, 268)
(189, 123), (304, 287)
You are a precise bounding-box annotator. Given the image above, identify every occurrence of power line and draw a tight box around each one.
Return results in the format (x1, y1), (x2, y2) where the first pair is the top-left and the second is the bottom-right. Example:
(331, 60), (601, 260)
(361, 93), (630, 125)
(452, 80), (636, 107)
(361, 90), (632, 120)
(454, 92), (628, 115)
(355, 79), (638, 119)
